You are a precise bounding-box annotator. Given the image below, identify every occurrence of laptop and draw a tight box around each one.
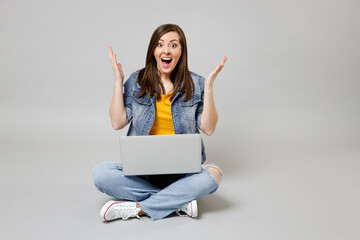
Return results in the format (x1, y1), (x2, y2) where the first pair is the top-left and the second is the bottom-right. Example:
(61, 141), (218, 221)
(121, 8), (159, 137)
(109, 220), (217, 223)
(119, 134), (202, 176)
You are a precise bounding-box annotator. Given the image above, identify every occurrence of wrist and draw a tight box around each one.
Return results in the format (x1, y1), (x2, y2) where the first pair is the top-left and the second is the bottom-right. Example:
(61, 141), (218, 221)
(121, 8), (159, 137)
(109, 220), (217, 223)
(114, 82), (123, 90)
(204, 85), (213, 93)
(204, 78), (214, 91)
(115, 79), (123, 87)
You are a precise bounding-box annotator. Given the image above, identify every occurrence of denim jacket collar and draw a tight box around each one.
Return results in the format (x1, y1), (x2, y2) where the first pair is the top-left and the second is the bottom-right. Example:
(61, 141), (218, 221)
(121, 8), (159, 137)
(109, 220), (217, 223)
(131, 80), (188, 105)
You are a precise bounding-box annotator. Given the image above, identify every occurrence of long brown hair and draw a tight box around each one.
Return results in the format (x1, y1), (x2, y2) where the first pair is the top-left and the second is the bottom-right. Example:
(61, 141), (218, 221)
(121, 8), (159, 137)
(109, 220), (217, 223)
(137, 24), (194, 101)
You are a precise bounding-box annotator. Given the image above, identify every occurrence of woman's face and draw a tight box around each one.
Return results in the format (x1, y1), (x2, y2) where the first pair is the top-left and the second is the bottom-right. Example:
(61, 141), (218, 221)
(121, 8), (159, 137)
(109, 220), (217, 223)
(153, 31), (182, 78)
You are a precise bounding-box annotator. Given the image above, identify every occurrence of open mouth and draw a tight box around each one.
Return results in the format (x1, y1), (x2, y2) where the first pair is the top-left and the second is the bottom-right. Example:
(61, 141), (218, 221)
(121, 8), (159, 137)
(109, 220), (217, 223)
(161, 57), (172, 64)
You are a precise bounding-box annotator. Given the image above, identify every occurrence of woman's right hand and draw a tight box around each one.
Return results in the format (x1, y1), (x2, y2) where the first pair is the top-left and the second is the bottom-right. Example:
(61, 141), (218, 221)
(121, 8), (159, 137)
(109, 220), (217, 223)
(108, 46), (124, 84)
(108, 46), (128, 130)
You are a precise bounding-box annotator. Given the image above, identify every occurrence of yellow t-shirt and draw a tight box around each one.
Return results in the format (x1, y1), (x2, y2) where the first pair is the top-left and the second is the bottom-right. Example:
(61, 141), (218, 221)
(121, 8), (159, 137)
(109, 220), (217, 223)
(149, 93), (175, 135)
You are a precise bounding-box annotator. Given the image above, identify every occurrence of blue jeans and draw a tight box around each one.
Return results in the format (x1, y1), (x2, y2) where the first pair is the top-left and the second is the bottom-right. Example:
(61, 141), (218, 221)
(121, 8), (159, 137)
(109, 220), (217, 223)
(93, 162), (222, 220)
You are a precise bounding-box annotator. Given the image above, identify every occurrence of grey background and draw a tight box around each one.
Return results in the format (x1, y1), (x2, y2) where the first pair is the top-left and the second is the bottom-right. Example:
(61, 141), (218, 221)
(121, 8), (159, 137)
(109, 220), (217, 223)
(1, 0), (359, 239)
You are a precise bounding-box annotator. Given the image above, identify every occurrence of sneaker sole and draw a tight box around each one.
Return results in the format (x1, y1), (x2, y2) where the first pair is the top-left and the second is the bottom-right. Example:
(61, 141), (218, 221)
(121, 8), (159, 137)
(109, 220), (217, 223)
(100, 200), (127, 222)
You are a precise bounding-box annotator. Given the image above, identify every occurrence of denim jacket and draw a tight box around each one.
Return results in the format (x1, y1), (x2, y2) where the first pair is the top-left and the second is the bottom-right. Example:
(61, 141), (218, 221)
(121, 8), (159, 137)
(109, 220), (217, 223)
(123, 70), (207, 163)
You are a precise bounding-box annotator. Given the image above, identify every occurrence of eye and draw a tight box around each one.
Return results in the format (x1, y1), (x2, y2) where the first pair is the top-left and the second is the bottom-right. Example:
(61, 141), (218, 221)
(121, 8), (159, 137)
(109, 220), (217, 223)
(170, 43), (177, 48)
(157, 43), (163, 47)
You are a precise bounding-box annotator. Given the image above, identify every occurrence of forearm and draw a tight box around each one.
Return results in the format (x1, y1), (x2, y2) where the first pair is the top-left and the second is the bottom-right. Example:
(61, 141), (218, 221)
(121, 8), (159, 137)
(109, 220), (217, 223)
(109, 82), (128, 130)
(199, 86), (218, 136)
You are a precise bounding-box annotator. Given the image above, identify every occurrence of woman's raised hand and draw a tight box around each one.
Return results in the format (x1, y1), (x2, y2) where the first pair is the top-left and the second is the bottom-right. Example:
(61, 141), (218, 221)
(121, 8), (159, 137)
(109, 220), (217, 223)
(108, 46), (124, 84)
(205, 56), (228, 89)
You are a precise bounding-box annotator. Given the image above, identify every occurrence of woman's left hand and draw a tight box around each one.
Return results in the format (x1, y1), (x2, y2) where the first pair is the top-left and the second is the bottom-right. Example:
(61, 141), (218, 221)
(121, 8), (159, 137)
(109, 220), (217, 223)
(205, 56), (228, 89)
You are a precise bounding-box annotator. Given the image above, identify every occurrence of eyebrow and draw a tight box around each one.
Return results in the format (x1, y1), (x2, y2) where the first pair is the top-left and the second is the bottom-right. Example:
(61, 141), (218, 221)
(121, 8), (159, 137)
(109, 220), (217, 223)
(159, 39), (179, 42)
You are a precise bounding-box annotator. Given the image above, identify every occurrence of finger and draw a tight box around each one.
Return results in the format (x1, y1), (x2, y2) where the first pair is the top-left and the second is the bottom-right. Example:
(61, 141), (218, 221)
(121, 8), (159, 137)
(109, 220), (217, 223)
(109, 47), (115, 64)
(218, 56), (227, 70)
(112, 53), (118, 68)
(221, 56), (228, 66)
(217, 56), (227, 71)
(118, 63), (124, 76)
(215, 63), (223, 73)
(108, 46), (113, 59)
(214, 65), (221, 74)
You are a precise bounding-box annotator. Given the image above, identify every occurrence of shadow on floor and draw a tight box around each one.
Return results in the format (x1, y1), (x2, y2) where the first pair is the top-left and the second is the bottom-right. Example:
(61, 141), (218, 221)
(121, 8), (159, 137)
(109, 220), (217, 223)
(196, 194), (233, 218)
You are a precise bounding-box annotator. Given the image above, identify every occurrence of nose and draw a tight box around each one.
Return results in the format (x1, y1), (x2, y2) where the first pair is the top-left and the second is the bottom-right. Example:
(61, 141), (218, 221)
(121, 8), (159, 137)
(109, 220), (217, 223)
(162, 45), (170, 54)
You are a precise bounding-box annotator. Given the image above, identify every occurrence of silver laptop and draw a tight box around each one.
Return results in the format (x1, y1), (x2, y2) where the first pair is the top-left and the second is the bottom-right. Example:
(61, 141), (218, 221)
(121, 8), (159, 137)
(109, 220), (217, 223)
(119, 134), (202, 176)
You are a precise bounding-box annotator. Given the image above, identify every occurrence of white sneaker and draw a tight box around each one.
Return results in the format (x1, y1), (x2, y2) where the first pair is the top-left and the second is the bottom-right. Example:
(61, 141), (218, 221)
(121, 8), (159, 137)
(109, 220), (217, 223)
(100, 200), (141, 221)
(176, 200), (198, 218)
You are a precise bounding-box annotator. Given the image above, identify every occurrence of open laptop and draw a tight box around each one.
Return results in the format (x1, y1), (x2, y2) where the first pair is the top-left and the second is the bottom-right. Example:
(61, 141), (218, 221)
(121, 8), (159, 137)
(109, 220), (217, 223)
(119, 134), (202, 176)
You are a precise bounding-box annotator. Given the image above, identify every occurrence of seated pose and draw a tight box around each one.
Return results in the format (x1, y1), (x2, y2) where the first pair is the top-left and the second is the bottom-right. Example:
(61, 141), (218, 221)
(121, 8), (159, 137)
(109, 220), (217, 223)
(93, 24), (227, 221)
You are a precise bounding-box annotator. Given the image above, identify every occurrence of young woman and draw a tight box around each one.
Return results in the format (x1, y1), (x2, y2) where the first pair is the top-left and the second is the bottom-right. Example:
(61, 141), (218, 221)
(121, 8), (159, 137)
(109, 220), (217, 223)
(93, 24), (227, 221)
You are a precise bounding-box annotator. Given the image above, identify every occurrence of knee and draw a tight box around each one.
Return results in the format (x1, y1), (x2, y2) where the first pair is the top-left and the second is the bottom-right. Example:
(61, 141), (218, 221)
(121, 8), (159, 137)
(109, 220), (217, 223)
(204, 164), (223, 184)
(93, 162), (121, 189)
(93, 163), (107, 189)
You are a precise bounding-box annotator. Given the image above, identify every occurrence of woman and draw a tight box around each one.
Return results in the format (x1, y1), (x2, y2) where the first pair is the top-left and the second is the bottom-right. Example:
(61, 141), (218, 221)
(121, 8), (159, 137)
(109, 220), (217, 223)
(93, 24), (227, 221)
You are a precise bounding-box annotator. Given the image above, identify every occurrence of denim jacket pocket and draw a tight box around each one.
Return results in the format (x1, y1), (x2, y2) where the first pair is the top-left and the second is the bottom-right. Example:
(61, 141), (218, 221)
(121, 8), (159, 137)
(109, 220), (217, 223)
(131, 90), (152, 121)
(180, 94), (201, 121)
(131, 90), (152, 106)
(179, 94), (201, 107)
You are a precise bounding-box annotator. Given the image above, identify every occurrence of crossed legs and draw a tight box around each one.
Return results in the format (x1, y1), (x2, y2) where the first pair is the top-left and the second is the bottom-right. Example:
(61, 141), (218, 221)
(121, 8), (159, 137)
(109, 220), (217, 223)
(93, 162), (222, 220)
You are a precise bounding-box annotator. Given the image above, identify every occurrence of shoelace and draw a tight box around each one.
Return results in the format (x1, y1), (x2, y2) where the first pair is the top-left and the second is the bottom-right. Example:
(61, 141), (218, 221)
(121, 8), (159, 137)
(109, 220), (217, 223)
(176, 205), (189, 217)
(176, 210), (188, 217)
(113, 204), (141, 220)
